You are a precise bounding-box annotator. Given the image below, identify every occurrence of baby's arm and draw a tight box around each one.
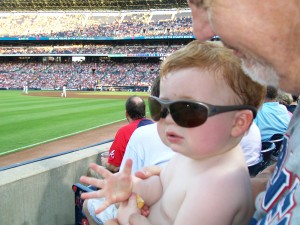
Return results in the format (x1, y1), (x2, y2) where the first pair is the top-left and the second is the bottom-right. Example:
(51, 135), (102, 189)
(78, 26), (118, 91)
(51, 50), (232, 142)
(118, 194), (153, 225)
(80, 159), (163, 214)
(80, 159), (134, 214)
(116, 169), (163, 225)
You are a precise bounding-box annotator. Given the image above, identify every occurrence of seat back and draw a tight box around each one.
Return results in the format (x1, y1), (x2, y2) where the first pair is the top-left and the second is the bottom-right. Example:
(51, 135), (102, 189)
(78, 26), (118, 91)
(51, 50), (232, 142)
(269, 133), (284, 161)
(72, 183), (96, 225)
(261, 141), (276, 166)
(248, 154), (264, 177)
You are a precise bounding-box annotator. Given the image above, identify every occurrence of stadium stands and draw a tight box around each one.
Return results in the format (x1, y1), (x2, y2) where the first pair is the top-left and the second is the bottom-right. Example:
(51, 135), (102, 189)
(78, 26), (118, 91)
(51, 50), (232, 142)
(0, 10), (192, 38)
(0, 9), (194, 91)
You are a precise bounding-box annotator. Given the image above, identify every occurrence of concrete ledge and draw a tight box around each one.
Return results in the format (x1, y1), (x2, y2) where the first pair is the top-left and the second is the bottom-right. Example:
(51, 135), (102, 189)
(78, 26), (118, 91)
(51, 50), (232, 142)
(0, 141), (112, 225)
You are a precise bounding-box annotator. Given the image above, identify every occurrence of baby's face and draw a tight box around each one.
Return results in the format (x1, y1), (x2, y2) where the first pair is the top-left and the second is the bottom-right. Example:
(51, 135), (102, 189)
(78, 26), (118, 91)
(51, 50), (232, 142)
(157, 67), (238, 159)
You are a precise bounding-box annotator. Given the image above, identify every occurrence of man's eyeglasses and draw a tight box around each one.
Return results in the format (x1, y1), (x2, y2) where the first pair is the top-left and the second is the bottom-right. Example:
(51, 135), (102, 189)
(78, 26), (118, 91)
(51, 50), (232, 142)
(148, 96), (257, 128)
(210, 36), (221, 41)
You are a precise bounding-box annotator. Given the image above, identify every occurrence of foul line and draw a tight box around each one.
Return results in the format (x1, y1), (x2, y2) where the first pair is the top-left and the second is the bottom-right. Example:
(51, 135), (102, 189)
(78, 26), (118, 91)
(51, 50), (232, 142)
(1, 118), (126, 156)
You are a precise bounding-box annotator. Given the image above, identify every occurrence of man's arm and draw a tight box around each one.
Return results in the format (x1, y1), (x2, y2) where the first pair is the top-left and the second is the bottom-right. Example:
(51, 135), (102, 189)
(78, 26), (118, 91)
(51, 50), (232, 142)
(102, 156), (120, 173)
(251, 164), (275, 200)
(105, 127), (127, 173)
(106, 164), (120, 172)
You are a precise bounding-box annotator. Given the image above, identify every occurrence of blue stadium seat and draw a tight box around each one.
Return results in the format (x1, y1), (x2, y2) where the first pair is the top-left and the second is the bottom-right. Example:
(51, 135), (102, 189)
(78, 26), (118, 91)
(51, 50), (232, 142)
(261, 141), (276, 167)
(269, 133), (285, 161)
(72, 183), (97, 225)
(248, 154), (264, 177)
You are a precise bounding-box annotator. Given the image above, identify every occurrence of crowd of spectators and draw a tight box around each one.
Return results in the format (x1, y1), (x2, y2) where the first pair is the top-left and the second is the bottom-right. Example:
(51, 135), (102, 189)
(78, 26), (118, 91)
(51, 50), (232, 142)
(0, 10), (191, 91)
(0, 44), (183, 55)
(0, 61), (160, 90)
(0, 10), (192, 38)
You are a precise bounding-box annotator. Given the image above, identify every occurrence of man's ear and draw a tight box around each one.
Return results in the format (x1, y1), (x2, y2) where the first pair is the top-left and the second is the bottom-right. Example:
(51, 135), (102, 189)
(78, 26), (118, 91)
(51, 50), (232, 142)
(231, 110), (254, 137)
(125, 112), (130, 122)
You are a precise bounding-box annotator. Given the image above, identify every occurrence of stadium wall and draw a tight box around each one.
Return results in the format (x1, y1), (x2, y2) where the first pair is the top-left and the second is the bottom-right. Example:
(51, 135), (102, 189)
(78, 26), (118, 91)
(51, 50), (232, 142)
(0, 141), (112, 225)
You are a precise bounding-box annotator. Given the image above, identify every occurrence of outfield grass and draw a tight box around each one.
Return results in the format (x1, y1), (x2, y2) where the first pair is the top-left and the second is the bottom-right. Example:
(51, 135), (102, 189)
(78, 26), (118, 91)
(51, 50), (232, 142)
(0, 90), (149, 156)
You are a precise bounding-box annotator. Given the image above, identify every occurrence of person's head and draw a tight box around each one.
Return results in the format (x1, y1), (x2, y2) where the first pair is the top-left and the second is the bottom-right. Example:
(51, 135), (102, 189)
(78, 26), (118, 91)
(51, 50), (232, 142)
(278, 90), (292, 107)
(187, 0), (300, 94)
(265, 86), (278, 101)
(150, 76), (160, 98)
(291, 95), (299, 103)
(150, 40), (266, 159)
(125, 96), (146, 121)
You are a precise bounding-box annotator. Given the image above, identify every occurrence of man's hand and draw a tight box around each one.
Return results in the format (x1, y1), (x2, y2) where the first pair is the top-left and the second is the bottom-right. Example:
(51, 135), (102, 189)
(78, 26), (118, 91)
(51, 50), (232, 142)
(80, 159), (133, 214)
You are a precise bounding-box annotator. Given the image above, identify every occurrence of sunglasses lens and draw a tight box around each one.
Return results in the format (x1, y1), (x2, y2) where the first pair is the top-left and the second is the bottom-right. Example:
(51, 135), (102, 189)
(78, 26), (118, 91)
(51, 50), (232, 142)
(170, 102), (208, 127)
(149, 97), (162, 121)
(149, 97), (209, 128)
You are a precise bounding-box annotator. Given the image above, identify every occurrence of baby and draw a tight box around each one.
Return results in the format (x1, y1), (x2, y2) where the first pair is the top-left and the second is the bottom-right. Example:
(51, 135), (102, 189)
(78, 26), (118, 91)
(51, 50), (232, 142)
(80, 40), (266, 225)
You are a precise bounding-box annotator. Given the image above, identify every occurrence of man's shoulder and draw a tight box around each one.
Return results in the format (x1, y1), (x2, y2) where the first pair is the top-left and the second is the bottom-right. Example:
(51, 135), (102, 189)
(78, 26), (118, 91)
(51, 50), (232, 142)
(134, 122), (156, 133)
(117, 119), (148, 134)
(115, 122), (135, 135)
(127, 123), (157, 145)
(137, 118), (153, 127)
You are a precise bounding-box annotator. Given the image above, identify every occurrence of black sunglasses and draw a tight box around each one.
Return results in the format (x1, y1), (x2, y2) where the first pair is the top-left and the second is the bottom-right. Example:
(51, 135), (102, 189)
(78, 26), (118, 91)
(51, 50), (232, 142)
(148, 96), (257, 128)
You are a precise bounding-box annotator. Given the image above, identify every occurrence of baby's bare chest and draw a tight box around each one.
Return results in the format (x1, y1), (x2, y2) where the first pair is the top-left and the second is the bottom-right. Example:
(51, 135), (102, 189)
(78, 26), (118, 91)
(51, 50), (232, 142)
(149, 169), (196, 224)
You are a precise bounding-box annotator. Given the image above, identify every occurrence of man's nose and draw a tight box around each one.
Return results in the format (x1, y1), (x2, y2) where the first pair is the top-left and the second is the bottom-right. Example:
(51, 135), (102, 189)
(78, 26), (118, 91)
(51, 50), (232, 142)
(193, 23), (216, 42)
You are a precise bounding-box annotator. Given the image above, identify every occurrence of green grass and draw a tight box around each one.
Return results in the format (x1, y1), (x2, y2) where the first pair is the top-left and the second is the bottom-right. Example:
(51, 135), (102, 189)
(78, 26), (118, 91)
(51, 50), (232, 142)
(80, 91), (150, 96)
(0, 90), (149, 156)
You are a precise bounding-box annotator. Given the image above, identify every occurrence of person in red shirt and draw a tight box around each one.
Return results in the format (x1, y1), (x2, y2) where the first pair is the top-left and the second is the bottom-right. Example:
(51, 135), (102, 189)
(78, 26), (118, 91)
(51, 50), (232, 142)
(102, 95), (153, 172)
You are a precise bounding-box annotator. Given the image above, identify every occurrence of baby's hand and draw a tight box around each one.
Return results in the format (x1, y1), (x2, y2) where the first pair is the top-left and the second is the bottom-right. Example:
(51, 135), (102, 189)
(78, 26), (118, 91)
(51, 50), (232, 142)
(117, 193), (142, 225)
(80, 159), (133, 214)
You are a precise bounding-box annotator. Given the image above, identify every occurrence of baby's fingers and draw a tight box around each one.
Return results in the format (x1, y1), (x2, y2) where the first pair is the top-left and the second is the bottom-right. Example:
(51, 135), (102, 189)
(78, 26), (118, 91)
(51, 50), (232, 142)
(122, 159), (133, 176)
(95, 199), (113, 214)
(89, 163), (112, 179)
(81, 188), (107, 199)
(80, 190), (102, 200)
(79, 175), (106, 189)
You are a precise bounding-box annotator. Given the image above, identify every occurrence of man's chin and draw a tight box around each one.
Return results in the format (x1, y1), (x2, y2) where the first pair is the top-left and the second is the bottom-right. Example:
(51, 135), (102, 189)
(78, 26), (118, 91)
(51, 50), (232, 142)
(222, 44), (279, 87)
(241, 58), (279, 87)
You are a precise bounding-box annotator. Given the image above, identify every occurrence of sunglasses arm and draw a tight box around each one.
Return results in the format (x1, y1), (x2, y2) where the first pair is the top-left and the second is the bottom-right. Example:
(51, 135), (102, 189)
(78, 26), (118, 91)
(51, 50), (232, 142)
(208, 105), (257, 119)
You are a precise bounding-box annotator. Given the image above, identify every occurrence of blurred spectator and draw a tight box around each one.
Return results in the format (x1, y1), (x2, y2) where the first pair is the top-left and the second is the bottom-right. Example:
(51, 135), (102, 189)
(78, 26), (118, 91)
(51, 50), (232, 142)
(287, 95), (299, 114)
(240, 122), (262, 166)
(254, 86), (291, 141)
(101, 95), (153, 172)
(278, 90), (293, 117)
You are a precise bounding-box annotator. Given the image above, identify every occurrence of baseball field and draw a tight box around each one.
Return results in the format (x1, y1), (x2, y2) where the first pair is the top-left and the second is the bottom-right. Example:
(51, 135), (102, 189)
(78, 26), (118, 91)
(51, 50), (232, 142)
(0, 90), (150, 156)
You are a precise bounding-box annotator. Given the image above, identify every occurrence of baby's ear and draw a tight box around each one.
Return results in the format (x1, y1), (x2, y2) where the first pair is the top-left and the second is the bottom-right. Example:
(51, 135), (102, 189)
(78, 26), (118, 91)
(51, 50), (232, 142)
(231, 110), (254, 137)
